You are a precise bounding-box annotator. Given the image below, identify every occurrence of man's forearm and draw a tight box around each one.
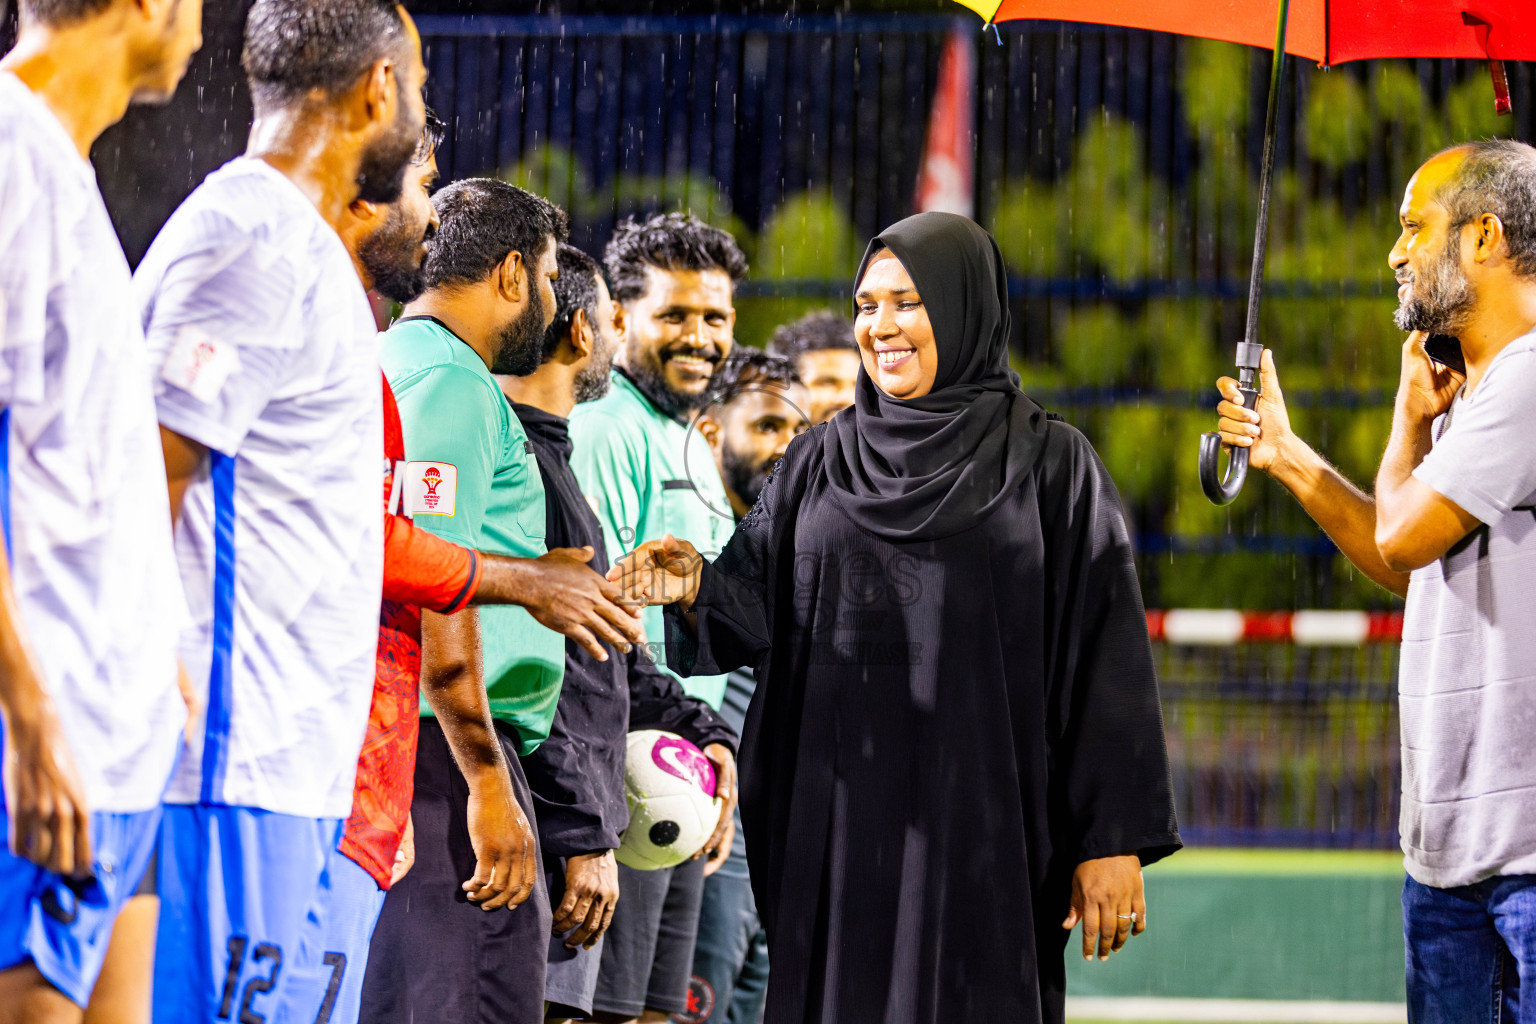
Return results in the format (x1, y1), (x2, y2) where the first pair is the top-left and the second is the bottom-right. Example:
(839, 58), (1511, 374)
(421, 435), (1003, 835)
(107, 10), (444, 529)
(471, 554), (545, 607)
(1269, 436), (1411, 598)
(1373, 403), (1441, 569)
(0, 556), (48, 723)
(419, 608), (507, 781)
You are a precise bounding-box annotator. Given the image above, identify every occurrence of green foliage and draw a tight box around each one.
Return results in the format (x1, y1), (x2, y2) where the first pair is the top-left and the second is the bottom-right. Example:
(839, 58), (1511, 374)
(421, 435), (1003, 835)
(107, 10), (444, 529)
(991, 178), (1060, 276)
(1181, 40), (1250, 140)
(1167, 409), (1234, 536)
(753, 192), (861, 280)
(502, 146), (867, 347)
(1303, 73), (1372, 170)
(1444, 74), (1515, 143)
(501, 144), (750, 249)
(1336, 406), (1394, 484)
(1055, 305), (1135, 385)
(1145, 300), (1219, 389)
(734, 192), (859, 348)
(1372, 63), (1444, 164)
(1099, 406), (1174, 504)
(1064, 118), (1175, 283)
(503, 145), (592, 215)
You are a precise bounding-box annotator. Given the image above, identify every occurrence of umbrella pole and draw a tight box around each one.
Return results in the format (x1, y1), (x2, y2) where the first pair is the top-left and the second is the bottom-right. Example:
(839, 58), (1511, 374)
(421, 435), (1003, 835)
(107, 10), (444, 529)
(1199, 0), (1292, 506)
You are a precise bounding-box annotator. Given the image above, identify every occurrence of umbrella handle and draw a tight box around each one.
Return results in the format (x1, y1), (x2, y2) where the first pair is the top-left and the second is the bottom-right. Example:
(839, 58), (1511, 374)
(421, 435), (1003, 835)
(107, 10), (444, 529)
(1198, 385), (1259, 506)
(1203, 0), (1288, 507)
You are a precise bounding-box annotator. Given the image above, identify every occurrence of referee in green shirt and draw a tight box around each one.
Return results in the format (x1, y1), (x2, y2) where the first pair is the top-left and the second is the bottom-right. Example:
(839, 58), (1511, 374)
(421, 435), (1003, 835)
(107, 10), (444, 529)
(365, 180), (639, 1024)
(569, 213), (749, 1024)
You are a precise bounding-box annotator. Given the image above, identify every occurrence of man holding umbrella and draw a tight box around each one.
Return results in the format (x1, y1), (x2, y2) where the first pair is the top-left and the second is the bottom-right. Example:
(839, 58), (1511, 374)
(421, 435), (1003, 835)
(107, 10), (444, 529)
(1213, 140), (1536, 1020)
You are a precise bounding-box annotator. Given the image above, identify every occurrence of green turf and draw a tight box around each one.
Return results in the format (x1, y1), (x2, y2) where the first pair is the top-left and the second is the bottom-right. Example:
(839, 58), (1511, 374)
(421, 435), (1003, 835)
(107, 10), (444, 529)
(1148, 847), (1403, 877)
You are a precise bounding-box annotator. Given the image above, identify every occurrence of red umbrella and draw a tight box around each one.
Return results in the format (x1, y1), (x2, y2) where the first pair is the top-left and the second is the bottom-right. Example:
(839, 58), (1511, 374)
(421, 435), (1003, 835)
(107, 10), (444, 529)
(956, 0), (1536, 504)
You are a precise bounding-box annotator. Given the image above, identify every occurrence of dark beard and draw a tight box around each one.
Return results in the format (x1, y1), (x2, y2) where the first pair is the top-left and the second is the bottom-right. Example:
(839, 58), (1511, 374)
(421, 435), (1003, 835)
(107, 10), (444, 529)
(359, 210), (432, 305)
(354, 86), (420, 204)
(625, 344), (718, 420)
(1394, 233), (1477, 334)
(490, 285), (547, 377)
(573, 338), (616, 404)
(721, 443), (773, 510)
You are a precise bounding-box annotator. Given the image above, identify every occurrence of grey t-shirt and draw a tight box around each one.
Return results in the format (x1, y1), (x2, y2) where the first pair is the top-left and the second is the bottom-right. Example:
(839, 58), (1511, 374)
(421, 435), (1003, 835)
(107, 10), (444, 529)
(1402, 327), (1536, 888)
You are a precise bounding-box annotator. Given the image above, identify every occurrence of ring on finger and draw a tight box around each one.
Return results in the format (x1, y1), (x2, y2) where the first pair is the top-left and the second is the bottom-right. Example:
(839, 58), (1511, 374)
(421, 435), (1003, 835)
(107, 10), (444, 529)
(1116, 912), (1138, 922)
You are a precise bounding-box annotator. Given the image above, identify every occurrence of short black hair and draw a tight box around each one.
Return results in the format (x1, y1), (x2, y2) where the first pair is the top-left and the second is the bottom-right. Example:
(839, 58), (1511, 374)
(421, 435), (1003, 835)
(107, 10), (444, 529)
(242, 0), (409, 112)
(1436, 140), (1536, 278)
(422, 178), (569, 291)
(603, 213), (749, 304)
(542, 244), (602, 361)
(19, 0), (111, 27)
(767, 310), (857, 361)
(705, 348), (802, 408)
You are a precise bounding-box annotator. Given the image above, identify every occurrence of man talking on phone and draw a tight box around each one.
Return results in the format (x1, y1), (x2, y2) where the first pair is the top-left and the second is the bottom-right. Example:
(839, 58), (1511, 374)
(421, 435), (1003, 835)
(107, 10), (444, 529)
(1211, 140), (1536, 1022)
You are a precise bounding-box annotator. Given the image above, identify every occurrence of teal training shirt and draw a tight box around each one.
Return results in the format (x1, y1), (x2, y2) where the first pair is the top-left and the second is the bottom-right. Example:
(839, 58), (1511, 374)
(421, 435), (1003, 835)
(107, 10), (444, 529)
(380, 316), (565, 754)
(568, 369), (734, 708)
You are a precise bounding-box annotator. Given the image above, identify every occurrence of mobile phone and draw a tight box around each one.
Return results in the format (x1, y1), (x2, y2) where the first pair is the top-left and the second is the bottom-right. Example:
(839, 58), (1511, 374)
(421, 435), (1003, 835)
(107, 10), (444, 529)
(1423, 334), (1465, 375)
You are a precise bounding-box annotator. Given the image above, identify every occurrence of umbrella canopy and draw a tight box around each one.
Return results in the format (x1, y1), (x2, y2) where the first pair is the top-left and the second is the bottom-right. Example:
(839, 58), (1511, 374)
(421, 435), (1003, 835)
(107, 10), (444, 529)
(955, 0), (1536, 65)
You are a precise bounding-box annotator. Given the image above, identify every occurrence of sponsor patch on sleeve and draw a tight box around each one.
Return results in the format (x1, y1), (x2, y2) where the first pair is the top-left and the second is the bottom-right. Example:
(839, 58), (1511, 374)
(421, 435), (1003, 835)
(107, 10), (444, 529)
(404, 461), (457, 516)
(160, 325), (240, 404)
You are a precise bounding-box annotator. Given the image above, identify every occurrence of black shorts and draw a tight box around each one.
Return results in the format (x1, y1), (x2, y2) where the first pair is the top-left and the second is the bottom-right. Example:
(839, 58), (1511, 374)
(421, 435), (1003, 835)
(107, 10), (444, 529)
(359, 717), (552, 1024)
(543, 852), (607, 1018)
(591, 856), (707, 1019)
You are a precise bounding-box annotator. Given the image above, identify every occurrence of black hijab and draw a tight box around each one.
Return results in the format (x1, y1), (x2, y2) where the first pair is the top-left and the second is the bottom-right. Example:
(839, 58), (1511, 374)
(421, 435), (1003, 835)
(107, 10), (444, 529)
(821, 212), (1052, 542)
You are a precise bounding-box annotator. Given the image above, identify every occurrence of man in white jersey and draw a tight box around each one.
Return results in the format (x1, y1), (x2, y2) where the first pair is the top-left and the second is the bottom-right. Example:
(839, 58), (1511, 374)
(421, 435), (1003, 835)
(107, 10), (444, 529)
(133, 1), (424, 1020)
(0, 0), (202, 1021)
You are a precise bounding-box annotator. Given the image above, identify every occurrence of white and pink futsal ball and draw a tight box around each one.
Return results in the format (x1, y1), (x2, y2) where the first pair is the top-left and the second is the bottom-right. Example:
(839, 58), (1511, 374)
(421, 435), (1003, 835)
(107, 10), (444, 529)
(617, 730), (721, 871)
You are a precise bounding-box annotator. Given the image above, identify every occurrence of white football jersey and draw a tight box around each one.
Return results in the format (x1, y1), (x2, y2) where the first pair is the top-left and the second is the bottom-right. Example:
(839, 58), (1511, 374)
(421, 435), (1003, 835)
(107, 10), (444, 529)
(135, 157), (383, 819)
(0, 73), (186, 813)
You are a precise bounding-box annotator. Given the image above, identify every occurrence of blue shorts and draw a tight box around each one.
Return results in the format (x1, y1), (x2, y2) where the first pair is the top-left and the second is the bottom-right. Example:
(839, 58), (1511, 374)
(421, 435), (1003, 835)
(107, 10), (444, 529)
(282, 845), (387, 1024)
(0, 806), (160, 1006)
(153, 804), (367, 1024)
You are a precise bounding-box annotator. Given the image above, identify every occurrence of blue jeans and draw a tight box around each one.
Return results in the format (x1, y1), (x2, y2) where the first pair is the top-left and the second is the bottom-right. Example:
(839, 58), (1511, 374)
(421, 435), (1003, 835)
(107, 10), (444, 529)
(1404, 874), (1536, 1023)
(682, 863), (768, 1024)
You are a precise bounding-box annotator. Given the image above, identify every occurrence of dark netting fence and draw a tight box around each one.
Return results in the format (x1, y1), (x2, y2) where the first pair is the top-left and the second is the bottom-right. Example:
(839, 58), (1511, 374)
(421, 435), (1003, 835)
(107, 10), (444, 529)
(1159, 642), (1401, 849)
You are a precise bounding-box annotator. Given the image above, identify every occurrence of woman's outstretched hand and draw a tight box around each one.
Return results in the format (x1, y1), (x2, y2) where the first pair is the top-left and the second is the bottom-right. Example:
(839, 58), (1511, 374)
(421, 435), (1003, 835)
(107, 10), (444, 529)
(1062, 853), (1146, 961)
(607, 534), (704, 611)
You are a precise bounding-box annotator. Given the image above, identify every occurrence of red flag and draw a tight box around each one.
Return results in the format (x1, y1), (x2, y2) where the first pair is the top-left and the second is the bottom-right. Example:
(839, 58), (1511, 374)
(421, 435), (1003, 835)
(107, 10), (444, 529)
(913, 30), (975, 218)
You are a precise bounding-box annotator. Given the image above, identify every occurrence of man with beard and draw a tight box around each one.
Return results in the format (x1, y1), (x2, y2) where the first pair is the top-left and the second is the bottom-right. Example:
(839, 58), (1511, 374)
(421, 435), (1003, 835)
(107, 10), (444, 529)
(568, 213), (746, 1024)
(695, 350), (810, 518)
(1213, 140), (1536, 1020)
(498, 244), (740, 1024)
(0, 0), (202, 1020)
(767, 310), (859, 425)
(679, 350), (806, 1024)
(361, 178), (592, 1024)
(326, 129), (646, 1024)
(135, 1), (425, 1020)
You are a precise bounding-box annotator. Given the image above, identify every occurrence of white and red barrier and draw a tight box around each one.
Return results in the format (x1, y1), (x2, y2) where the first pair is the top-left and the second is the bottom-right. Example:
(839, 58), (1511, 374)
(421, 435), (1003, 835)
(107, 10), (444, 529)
(1145, 610), (1403, 646)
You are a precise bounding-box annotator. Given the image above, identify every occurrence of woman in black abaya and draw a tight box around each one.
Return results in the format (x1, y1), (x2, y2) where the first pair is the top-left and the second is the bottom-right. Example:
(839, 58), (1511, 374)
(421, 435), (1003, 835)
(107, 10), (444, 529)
(615, 212), (1179, 1024)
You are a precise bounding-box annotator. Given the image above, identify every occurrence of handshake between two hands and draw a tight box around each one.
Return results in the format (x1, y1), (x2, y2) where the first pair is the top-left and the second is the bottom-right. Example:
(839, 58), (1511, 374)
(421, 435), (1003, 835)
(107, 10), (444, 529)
(605, 534), (706, 612)
(517, 535), (704, 664)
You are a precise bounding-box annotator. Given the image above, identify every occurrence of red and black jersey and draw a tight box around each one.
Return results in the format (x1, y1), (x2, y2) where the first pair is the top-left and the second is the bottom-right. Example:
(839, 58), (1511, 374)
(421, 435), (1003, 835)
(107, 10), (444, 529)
(339, 374), (483, 889)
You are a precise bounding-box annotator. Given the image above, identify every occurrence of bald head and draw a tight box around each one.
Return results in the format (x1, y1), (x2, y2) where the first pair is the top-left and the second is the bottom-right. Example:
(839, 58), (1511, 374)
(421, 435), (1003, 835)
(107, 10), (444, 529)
(1423, 141), (1536, 277)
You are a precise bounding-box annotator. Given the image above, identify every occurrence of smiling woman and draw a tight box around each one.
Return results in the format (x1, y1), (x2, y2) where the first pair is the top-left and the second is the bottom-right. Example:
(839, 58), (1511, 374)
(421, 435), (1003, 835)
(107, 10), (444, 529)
(611, 212), (1182, 1024)
(854, 248), (940, 399)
